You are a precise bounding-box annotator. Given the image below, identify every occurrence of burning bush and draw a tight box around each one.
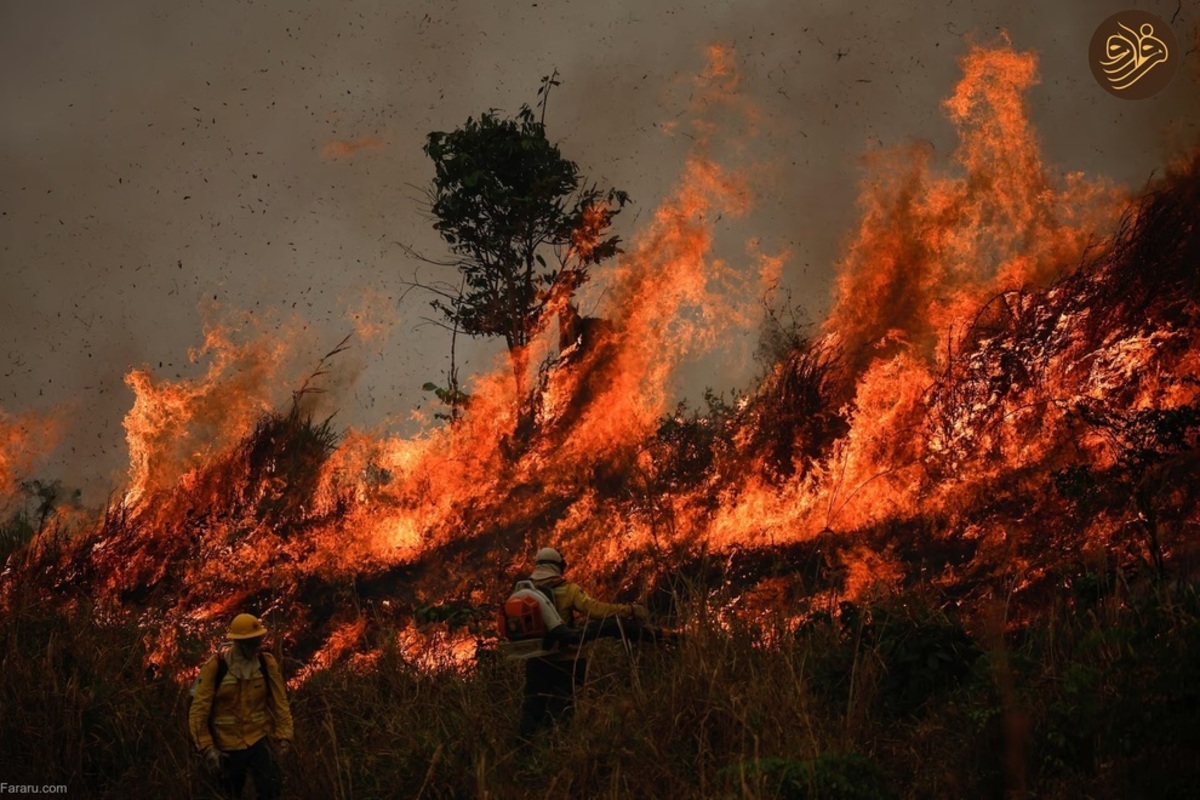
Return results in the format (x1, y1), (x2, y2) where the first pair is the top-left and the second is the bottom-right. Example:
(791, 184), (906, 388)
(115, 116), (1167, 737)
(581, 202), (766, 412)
(1, 33), (1199, 800)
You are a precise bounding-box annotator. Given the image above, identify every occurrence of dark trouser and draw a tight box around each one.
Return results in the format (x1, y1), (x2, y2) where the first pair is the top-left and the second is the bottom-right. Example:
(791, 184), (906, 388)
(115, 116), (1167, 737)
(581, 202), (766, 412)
(217, 738), (282, 800)
(519, 655), (586, 739)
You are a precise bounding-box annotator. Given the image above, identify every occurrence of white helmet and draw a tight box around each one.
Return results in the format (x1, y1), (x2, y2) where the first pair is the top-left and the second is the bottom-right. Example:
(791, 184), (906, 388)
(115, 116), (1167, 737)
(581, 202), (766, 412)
(535, 547), (564, 565)
(531, 547), (567, 579)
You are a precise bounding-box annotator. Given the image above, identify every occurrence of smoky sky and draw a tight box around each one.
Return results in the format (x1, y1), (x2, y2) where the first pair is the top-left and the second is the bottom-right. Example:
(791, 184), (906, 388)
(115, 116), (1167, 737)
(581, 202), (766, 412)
(1, 0), (1196, 500)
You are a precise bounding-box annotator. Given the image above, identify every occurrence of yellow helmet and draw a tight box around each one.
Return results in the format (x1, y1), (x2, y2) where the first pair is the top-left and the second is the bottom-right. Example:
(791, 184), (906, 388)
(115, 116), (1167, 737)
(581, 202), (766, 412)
(226, 613), (267, 640)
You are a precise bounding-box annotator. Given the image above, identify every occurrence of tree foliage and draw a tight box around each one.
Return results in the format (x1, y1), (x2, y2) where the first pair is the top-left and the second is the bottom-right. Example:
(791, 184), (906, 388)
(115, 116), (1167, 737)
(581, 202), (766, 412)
(422, 76), (629, 402)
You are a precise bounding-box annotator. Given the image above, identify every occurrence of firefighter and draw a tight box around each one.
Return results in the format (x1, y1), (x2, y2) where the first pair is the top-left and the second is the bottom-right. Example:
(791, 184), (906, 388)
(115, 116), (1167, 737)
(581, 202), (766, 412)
(189, 613), (294, 799)
(519, 547), (648, 739)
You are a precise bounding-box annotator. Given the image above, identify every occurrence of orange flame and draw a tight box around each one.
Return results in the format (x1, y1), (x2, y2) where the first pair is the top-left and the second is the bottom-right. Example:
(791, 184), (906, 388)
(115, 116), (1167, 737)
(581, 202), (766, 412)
(7, 40), (1199, 680)
(122, 324), (290, 507)
(827, 38), (1119, 376)
(321, 137), (386, 159)
(0, 409), (59, 504)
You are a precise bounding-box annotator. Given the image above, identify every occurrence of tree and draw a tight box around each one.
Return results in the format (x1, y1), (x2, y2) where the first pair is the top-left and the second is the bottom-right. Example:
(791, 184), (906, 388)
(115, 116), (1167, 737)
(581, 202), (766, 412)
(420, 74), (629, 423)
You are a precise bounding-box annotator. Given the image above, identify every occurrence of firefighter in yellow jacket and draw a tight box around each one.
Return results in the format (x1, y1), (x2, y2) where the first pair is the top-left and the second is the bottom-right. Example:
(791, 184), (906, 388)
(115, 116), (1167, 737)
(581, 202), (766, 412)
(189, 613), (293, 799)
(519, 547), (647, 739)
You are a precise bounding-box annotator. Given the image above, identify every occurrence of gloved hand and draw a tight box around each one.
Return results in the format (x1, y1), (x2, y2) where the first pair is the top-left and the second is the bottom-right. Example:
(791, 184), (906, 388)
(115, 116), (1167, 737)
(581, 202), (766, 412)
(629, 604), (650, 622)
(203, 746), (225, 772)
(276, 739), (291, 757)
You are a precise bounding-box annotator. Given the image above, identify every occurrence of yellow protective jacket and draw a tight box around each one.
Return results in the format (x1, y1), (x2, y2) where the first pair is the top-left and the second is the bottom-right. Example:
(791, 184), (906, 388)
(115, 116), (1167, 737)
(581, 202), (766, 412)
(189, 650), (294, 752)
(533, 577), (634, 627)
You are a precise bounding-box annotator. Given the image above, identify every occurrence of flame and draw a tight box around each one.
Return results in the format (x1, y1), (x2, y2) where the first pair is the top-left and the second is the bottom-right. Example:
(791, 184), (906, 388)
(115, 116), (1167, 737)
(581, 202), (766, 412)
(5, 39), (1199, 681)
(0, 410), (59, 504)
(827, 39), (1119, 377)
(122, 324), (291, 507)
(342, 287), (401, 343)
(321, 137), (386, 159)
(293, 618), (368, 685)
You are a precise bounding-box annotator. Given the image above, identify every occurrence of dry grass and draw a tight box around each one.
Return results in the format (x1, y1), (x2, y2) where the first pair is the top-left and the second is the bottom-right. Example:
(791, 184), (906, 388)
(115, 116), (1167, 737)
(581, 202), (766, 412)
(3, 570), (1198, 800)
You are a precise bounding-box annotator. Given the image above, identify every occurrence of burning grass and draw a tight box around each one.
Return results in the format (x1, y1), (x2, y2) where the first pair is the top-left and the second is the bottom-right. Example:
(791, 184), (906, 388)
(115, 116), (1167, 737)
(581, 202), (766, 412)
(2, 573), (1198, 798)
(1, 36), (1199, 797)
(3, 43), (1199, 675)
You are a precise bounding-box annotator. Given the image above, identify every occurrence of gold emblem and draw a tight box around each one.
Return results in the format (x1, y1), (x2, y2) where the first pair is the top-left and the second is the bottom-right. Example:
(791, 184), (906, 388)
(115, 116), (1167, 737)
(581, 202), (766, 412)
(1100, 21), (1169, 90)
(1089, 11), (1178, 99)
